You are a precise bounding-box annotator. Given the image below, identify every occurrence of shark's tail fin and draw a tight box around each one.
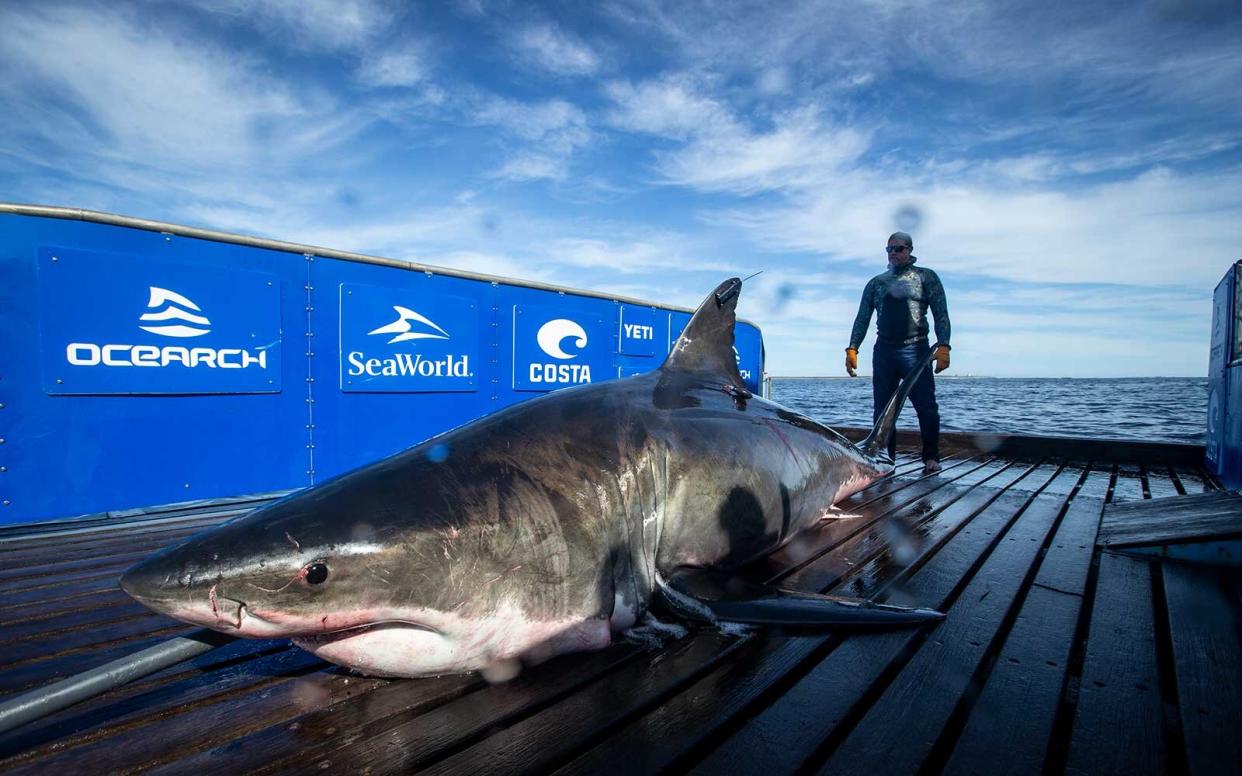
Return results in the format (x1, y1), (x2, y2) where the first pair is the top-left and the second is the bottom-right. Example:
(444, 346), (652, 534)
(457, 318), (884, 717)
(856, 352), (935, 463)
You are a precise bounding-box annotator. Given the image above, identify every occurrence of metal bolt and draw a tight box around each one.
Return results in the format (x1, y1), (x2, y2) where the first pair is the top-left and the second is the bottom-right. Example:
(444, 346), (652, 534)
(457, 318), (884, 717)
(0, 438), (5, 444)
(1, 466), (7, 472)
(2, 501), (9, 506)
(306, 352), (314, 357)
(0, 403), (5, 409)
(306, 377), (315, 383)
(51, 256), (59, 262)
(184, 483), (191, 488)
(267, 281), (273, 286)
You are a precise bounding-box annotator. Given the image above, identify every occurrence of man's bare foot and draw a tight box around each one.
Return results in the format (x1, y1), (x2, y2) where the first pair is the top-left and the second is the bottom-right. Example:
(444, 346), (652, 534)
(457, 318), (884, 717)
(923, 459), (942, 474)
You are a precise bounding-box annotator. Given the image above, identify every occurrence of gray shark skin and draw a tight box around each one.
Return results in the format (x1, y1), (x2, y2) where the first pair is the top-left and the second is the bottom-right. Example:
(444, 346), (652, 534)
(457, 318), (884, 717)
(120, 278), (941, 678)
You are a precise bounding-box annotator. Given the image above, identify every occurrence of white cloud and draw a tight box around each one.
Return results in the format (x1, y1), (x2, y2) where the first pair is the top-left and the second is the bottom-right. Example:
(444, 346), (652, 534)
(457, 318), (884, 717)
(0, 5), (308, 169)
(471, 97), (592, 180)
(512, 22), (600, 76)
(604, 77), (729, 138)
(606, 77), (870, 194)
(657, 108), (871, 194)
(356, 47), (425, 87)
(193, 0), (397, 52)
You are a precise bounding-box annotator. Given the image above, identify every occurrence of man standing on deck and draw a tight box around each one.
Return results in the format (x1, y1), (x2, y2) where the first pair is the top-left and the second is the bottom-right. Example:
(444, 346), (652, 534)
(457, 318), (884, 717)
(845, 231), (951, 474)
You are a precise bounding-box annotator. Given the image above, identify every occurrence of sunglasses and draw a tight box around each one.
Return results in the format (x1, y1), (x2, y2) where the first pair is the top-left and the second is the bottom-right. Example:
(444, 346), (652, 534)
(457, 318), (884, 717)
(885, 245), (910, 254)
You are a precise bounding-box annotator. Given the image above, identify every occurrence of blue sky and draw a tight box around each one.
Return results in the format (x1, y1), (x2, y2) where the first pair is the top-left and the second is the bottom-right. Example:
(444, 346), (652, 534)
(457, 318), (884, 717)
(2, 0), (1240, 377)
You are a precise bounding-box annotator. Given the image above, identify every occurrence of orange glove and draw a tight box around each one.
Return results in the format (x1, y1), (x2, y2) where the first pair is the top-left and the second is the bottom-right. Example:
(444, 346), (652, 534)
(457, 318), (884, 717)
(845, 347), (858, 377)
(933, 344), (950, 374)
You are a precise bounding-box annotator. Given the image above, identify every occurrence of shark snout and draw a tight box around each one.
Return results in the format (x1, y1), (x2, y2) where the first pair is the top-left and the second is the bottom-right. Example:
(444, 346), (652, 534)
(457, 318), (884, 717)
(120, 555), (247, 632)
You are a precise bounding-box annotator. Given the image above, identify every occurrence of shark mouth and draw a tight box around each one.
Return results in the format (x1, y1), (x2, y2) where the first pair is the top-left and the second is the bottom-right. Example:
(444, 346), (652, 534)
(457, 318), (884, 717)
(291, 620), (440, 647)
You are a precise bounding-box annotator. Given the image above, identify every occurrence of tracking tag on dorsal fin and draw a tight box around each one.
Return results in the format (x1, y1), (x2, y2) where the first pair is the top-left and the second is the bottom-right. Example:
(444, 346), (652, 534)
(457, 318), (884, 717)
(661, 277), (748, 392)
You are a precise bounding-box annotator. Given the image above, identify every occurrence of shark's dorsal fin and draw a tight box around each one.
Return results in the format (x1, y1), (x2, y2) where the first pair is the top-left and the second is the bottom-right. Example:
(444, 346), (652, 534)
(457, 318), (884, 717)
(660, 277), (748, 391)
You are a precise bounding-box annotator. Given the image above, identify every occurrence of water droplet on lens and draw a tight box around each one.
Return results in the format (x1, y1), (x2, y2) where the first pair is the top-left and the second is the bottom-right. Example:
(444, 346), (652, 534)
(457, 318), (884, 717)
(428, 443), (450, 463)
(893, 203), (923, 232)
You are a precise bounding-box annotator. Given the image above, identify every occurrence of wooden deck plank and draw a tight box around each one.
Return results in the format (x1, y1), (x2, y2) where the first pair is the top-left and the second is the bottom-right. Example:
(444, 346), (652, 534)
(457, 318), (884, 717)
(552, 464), (1055, 776)
(3, 589), (134, 630)
(941, 495), (1103, 775)
(778, 461), (1035, 595)
(0, 638), (307, 759)
(0, 520), (237, 567)
(751, 457), (997, 588)
(0, 644), (317, 765)
(1161, 563), (1242, 775)
(1099, 492), (1242, 548)
(176, 644), (641, 775)
(812, 480), (1077, 772)
(415, 632), (747, 776)
(1, 599), (155, 646)
(0, 612), (179, 670)
(1145, 465), (1183, 500)
(686, 468), (1078, 774)
(1111, 464), (1147, 503)
(0, 507), (257, 551)
(0, 627), (198, 698)
(0, 662), (395, 774)
(1065, 551), (1166, 775)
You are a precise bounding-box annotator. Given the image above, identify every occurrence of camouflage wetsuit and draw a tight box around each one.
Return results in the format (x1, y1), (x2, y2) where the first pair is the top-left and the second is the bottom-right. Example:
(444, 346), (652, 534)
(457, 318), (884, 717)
(849, 259), (951, 462)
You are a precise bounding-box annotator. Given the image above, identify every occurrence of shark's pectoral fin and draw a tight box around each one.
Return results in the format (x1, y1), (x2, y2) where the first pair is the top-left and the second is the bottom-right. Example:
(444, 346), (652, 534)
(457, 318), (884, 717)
(660, 567), (944, 628)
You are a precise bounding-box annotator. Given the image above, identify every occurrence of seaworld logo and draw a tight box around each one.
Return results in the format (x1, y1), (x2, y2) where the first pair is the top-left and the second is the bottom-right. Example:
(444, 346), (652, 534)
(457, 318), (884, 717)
(346, 305), (473, 380)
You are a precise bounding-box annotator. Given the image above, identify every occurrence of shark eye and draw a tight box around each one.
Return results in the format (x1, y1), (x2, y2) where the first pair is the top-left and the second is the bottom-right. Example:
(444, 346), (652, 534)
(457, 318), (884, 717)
(304, 562), (329, 585)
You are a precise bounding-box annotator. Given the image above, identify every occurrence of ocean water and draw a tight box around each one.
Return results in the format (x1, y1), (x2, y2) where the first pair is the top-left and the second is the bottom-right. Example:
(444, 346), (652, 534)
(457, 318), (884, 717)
(770, 377), (1208, 445)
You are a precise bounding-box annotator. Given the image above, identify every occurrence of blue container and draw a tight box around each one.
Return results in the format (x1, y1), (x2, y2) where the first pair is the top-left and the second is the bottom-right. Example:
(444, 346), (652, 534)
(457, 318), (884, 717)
(0, 205), (765, 524)
(1207, 261), (1242, 488)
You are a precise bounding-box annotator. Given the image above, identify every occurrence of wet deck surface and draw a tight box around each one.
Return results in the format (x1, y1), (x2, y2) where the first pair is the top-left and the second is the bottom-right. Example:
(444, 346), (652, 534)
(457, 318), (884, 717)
(1, 454), (1240, 774)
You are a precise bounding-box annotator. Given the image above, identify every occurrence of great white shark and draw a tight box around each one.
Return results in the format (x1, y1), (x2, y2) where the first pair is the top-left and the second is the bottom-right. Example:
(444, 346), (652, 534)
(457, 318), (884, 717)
(120, 277), (942, 678)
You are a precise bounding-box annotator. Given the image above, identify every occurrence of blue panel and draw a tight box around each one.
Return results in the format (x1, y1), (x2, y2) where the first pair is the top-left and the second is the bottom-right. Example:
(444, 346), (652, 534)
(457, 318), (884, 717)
(619, 305), (658, 356)
(38, 247), (281, 395)
(308, 261), (498, 482)
(0, 210), (768, 524)
(512, 303), (612, 392)
(339, 282), (481, 393)
(734, 323), (763, 393)
(0, 214), (308, 524)
(1207, 269), (1231, 474)
(668, 311), (691, 350)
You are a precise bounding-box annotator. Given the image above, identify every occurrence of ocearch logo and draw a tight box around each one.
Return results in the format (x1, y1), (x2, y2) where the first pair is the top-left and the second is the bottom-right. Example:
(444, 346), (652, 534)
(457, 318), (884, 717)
(530, 319), (591, 385)
(346, 305), (471, 380)
(138, 287), (212, 338)
(65, 286), (268, 370)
